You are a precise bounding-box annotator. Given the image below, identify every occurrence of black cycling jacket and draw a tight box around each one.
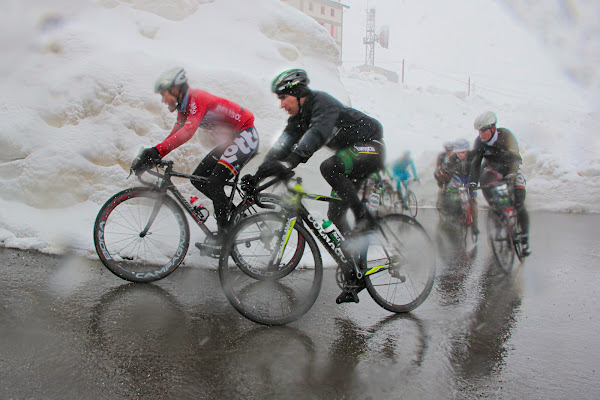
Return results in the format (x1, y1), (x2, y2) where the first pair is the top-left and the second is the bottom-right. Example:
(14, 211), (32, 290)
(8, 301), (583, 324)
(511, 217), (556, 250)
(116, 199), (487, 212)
(265, 90), (383, 164)
(470, 127), (522, 183)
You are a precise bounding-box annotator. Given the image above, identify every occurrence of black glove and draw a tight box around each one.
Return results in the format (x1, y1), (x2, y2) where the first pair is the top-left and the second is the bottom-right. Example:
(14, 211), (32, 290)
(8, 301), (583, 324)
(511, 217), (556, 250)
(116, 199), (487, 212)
(256, 160), (291, 179)
(240, 174), (258, 193)
(131, 147), (161, 172)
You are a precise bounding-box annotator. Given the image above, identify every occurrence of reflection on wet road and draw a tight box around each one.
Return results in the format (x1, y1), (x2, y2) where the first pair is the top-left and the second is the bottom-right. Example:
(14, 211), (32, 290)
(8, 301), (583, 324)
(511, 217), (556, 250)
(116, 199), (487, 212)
(0, 211), (599, 399)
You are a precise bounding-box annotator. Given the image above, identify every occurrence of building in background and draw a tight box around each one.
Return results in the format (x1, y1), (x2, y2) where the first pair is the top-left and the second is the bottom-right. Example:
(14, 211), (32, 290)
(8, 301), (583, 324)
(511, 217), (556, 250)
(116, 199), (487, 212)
(281, 0), (349, 62)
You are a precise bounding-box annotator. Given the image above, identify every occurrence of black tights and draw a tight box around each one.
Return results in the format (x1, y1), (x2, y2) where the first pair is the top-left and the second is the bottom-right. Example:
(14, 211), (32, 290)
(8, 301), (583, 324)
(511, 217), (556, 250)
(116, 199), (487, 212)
(191, 163), (232, 233)
(320, 154), (381, 234)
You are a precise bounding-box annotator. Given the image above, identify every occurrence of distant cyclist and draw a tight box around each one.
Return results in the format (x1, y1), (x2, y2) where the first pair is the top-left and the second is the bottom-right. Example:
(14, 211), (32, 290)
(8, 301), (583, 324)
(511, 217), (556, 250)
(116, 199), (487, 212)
(443, 138), (479, 235)
(132, 67), (259, 247)
(434, 141), (454, 188)
(253, 68), (385, 304)
(391, 150), (418, 209)
(469, 111), (530, 255)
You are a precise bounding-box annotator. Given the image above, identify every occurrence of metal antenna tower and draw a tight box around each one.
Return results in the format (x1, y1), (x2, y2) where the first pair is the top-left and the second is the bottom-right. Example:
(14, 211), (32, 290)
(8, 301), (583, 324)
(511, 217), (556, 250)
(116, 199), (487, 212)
(363, 8), (376, 66)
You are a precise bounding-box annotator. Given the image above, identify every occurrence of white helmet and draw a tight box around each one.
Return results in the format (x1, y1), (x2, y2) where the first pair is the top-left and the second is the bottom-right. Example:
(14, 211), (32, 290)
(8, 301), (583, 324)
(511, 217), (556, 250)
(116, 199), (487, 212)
(454, 138), (470, 152)
(154, 67), (188, 93)
(474, 111), (497, 130)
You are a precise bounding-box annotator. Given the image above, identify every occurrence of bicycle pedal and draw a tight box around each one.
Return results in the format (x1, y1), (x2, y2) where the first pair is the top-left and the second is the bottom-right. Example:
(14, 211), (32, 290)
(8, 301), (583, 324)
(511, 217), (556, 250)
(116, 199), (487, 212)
(195, 242), (221, 258)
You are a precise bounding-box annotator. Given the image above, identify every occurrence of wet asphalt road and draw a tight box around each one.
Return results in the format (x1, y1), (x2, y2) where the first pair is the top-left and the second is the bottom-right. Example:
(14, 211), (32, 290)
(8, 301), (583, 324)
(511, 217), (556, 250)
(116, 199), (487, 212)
(1, 210), (599, 399)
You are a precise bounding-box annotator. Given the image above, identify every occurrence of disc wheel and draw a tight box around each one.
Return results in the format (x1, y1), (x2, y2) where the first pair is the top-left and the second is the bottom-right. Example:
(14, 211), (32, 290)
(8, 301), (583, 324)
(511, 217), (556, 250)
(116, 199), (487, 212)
(93, 188), (189, 282)
(487, 209), (515, 273)
(359, 214), (436, 312)
(219, 212), (323, 325)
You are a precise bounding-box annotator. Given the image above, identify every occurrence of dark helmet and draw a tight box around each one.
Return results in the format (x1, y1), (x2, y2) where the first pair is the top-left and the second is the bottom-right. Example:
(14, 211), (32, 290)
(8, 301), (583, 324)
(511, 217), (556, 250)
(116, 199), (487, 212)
(271, 68), (310, 97)
(154, 67), (188, 93)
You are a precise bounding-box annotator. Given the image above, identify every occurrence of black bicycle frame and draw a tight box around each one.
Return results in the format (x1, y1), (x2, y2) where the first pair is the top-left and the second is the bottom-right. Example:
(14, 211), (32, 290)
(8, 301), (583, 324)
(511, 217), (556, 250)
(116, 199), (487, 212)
(136, 161), (241, 236)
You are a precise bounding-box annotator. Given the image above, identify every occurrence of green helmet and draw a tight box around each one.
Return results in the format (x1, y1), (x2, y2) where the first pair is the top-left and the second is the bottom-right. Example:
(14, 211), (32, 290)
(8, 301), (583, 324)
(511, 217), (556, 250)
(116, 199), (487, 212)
(271, 68), (310, 97)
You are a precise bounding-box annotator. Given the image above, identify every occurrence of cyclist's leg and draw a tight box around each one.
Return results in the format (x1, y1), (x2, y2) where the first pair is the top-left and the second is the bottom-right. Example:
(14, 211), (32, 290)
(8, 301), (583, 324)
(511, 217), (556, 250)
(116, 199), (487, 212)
(479, 167), (502, 206)
(514, 170), (530, 254)
(194, 128), (259, 243)
(322, 142), (384, 304)
(470, 194), (480, 235)
(320, 149), (364, 230)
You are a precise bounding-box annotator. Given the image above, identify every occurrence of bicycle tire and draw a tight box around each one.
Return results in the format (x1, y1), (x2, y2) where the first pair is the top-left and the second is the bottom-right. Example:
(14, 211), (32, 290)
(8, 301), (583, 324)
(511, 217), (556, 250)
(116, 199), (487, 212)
(486, 209), (515, 273)
(406, 191), (418, 218)
(219, 212), (323, 326)
(229, 193), (306, 273)
(93, 188), (190, 282)
(381, 189), (394, 212)
(361, 214), (436, 312)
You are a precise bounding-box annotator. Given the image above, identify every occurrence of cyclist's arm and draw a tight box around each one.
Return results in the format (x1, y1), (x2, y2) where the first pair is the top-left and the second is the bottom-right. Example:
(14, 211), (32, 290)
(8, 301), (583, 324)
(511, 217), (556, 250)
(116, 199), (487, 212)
(500, 129), (522, 175)
(292, 95), (340, 163)
(470, 139), (484, 184)
(410, 159), (418, 180)
(264, 130), (297, 162)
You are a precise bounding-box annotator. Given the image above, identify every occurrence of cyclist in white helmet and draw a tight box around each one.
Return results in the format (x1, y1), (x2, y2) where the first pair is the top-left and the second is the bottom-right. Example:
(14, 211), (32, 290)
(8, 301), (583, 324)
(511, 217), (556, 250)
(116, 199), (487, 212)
(132, 67), (260, 248)
(469, 111), (530, 255)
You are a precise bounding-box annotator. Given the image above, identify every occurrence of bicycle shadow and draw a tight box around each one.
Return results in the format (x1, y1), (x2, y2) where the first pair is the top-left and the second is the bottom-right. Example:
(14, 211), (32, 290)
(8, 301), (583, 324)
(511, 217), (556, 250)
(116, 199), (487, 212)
(435, 239), (478, 307)
(316, 313), (430, 398)
(87, 282), (244, 398)
(449, 259), (524, 387)
(435, 220), (478, 263)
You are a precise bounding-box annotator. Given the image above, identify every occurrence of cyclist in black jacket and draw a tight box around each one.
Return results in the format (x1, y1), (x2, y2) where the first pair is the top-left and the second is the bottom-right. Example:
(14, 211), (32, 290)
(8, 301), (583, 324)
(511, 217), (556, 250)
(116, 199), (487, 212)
(254, 69), (386, 303)
(469, 111), (530, 256)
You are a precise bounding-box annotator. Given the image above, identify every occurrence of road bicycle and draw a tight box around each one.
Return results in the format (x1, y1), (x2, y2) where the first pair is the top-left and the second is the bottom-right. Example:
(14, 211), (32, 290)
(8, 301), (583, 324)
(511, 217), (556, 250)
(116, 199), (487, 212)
(481, 178), (525, 273)
(93, 160), (303, 283)
(360, 173), (396, 213)
(393, 179), (418, 217)
(437, 175), (478, 248)
(218, 174), (436, 325)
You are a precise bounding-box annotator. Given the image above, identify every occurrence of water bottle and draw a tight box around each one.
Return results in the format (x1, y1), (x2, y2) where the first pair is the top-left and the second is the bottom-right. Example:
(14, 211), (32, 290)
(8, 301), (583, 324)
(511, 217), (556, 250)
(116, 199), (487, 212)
(190, 196), (209, 222)
(322, 219), (343, 247)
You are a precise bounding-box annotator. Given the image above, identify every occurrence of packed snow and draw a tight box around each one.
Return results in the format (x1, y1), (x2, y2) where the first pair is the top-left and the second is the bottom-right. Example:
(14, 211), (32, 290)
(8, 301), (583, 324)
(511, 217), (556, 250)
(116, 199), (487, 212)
(0, 0), (598, 257)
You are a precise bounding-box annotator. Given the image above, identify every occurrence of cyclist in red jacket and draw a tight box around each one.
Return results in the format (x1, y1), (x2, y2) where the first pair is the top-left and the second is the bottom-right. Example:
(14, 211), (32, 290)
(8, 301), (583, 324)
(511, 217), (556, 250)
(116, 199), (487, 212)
(132, 67), (259, 246)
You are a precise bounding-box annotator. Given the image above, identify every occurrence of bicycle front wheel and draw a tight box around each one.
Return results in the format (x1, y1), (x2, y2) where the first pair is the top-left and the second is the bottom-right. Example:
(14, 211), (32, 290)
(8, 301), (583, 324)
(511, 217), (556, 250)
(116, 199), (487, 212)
(230, 193), (306, 272)
(406, 191), (418, 218)
(93, 188), (190, 282)
(219, 212), (323, 326)
(361, 214), (436, 313)
(487, 209), (515, 273)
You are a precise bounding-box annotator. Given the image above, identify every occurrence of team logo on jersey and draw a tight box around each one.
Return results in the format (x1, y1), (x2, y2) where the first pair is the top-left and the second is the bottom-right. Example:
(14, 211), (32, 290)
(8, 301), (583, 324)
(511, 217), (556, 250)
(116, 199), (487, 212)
(220, 128), (259, 168)
(215, 104), (242, 121)
(355, 145), (377, 154)
(190, 100), (197, 115)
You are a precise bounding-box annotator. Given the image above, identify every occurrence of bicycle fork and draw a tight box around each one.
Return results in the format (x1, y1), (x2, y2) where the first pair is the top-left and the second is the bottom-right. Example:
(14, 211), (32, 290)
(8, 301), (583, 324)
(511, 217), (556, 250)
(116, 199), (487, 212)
(139, 196), (165, 237)
(267, 217), (298, 269)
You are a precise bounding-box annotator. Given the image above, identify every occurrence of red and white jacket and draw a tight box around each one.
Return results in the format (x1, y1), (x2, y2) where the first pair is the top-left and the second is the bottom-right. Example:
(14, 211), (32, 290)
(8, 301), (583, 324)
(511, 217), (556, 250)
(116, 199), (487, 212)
(156, 88), (254, 157)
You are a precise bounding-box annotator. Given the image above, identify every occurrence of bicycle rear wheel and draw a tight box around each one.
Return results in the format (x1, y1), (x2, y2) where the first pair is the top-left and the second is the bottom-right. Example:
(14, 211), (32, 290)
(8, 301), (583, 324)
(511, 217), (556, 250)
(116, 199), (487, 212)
(93, 188), (190, 282)
(360, 214), (436, 313)
(406, 191), (418, 218)
(487, 209), (515, 273)
(219, 212), (322, 325)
